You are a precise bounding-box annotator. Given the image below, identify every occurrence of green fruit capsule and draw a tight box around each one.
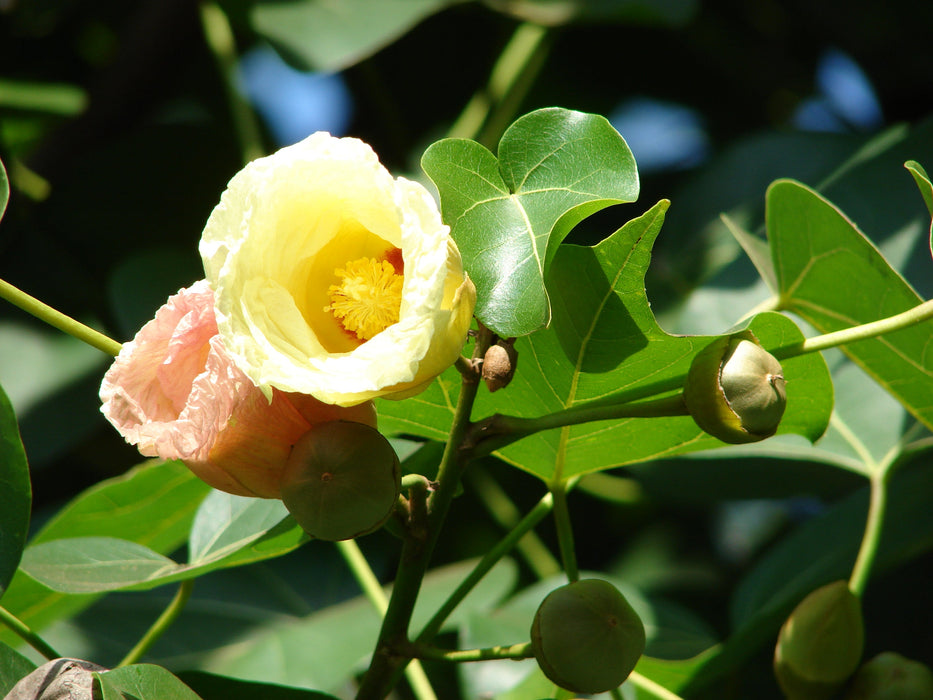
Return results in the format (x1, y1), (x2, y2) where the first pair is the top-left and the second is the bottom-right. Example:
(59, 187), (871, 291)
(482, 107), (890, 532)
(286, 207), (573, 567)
(774, 580), (864, 699)
(280, 421), (400, 541)
(684, 332), (787, 444)
(531, 579), (646, 695)
(844, 652), (933, 699)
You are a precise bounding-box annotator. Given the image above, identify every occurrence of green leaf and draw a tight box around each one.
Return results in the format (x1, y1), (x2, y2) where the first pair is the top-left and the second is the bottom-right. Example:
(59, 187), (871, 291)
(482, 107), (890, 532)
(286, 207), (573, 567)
(382, 202), (834, 482)
(904, 159), (933, 257)
(177, 671), (340, 700)
(0, 459), (209, 647)
(0, 384), (30, 600)
(768, 179), (933, 432)
(95, 664), (203, 700)
(423, 107), (639, 336)
(483, 0), (697, 26)
(199, 558), (517, 692)
(250, 0), (457, 73)
(21, 537), (177, 594)
(20, 500), (306, 594)
(0, 641), (36, 696)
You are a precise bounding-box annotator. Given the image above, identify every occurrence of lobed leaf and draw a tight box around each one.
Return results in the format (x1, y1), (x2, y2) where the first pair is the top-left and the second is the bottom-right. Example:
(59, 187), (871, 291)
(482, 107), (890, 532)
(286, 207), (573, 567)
(768, 179), (933, 433)
(380, 201), (834, 483)
(423, 107), (639, 337)
(0, 384), (30, 600)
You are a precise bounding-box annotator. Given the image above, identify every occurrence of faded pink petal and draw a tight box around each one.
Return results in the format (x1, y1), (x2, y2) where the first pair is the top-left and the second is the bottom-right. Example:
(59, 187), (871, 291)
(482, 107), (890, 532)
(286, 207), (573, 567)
(100, 280), (376, 498)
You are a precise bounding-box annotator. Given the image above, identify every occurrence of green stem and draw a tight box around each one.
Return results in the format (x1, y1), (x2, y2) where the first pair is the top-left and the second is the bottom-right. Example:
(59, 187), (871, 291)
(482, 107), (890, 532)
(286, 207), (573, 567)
(848, 469), (890, 598)
(198, 1), (265, 165)
(408, 641), (533, 663)
(414, 491), (555, 645)
(470, 393), (689, 456)
(466, 465), (561, 579)
(336, 540), (437, 700)
(772, 298), (933, 360)
(355, 372), (481, 699)
(447, 22), (551, 146)
(0, 278), (122, 356)
(628, 671), (687, 700)
(0, 605), (61, 660)
(118, 580), (194, 667)
(550, 481), (578, 582)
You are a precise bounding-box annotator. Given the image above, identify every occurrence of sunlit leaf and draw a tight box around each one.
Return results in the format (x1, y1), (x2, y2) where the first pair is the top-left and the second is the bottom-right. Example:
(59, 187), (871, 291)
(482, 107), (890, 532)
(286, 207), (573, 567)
(768, 179), (933, 433)
(379, 201), (834, 482)
(95, 664), (202, 700)
(0, 384), (30, 600)
(250, 0), (458, 72)
(423, 107), (639, 336)
(189, 492), (294, 564)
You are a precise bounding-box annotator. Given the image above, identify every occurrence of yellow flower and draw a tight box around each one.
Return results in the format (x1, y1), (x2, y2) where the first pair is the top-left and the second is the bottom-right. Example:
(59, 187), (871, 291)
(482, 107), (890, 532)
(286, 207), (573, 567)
(199, 132), (476, 407)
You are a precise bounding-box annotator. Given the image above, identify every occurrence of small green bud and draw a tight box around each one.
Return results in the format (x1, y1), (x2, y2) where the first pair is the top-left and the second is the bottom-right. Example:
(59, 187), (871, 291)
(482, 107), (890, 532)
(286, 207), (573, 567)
(280, 421), (400, 541)
(531, 579), (646, 694)
(774, 580), (864, 699)
(684, 333), (787, 443)
(844, 652), (933, 699)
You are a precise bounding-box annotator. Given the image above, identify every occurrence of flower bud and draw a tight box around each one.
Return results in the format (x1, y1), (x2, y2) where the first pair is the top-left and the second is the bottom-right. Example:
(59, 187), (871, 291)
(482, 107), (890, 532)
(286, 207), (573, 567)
(684, 333), (786, 444)
(482, 339), (517, 392)
(531, 579), (646, 694)
(774, 580), (864, 699)
(844, 652), (933, 699)
(280, 421), (400, 541)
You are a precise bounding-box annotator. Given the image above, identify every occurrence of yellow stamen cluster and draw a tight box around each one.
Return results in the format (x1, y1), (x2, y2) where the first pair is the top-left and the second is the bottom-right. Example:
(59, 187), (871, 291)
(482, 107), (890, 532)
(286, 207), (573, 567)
(325, 257), (404, 341)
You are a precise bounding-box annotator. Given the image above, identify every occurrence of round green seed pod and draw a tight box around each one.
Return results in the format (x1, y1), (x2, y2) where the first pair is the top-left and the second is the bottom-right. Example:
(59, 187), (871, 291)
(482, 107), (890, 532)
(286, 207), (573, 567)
(684, 333), (787, 444)
(280, 421), (400, 541)
(844, 652), (933, 700)
(774, 580), (864, 699)
(530, 579), (646, 694)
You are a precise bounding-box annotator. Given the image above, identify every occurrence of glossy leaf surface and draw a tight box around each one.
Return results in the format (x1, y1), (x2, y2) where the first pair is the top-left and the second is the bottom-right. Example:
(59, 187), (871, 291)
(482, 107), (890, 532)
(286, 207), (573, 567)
(768, 180), (933, 432)
(423, 107), (639, 336)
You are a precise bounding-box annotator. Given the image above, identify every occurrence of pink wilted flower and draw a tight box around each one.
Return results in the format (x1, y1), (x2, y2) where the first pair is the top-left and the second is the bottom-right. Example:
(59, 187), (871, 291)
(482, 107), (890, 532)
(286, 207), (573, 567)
(99, 280), (376, 498)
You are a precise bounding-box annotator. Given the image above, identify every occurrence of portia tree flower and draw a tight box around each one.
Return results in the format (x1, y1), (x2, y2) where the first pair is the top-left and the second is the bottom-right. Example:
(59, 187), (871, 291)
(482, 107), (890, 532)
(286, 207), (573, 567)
(99, 281), (375, 498)
(199, 132), (476, 407)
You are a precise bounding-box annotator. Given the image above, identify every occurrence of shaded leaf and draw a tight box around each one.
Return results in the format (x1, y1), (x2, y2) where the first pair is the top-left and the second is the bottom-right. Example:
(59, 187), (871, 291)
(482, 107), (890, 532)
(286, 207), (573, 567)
(0, 384), (30, 599)
(177, 671), (340, 700)
(0, 641), (36, 697)
(250, 0), (458, 73)
(199, 558), (517, 692)
(95, 664), (202, 700)
(768, 179), (933, 433)
(0, 460), (209, 647)
(904, 159), (933, 257)
(423, 107), (639, 336)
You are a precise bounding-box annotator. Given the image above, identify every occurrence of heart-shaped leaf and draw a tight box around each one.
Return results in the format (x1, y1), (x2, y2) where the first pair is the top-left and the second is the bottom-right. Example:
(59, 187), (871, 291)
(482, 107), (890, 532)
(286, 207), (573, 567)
(423, 107), (639, 337)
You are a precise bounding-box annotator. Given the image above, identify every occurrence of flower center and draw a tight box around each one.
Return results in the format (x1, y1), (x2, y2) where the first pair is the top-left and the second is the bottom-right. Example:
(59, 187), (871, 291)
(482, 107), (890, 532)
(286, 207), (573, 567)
(325, 257), (404, 341)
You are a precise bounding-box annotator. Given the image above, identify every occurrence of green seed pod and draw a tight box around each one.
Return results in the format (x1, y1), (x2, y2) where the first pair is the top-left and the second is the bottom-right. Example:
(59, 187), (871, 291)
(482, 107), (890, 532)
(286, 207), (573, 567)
(531, 579), (646, 694)
(774, 580), (864, 700)
(844, 652), (933, 700)
(684, 332), (787, 444)
(280, 421), (400, 541)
